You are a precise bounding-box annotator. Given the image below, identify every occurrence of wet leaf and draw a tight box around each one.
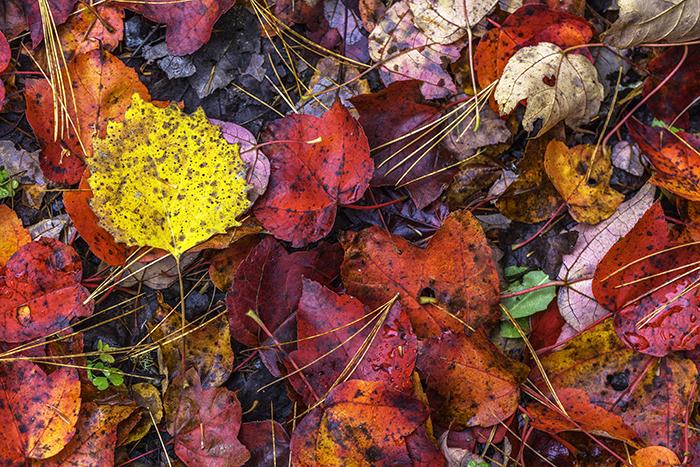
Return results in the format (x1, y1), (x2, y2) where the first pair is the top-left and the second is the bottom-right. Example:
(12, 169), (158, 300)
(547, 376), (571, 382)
(341, 210), (500, 338)
(226, 236), (343, 347)
(416, 331), (529, 428)
(368, 1), (462, 99)
(592, 202), (700, 356)
(557, 184), (655, 331)
(628, 120), (700, 201)
(165, 369), (250, 466)
(88, 94), (250, 258)
(253, 100), (372, 247)
(602, 0), (700, 48)
(0, 238), (93, 343)
(0, 361), (81, 462)
(124, 0), (235, 55)
(494, 42), (603, 136)
(290, 380), (431, 465)
(474, 4), (594, 89)
(408, 0), (497, 44)
(0, 204), (30, 267)
(286, 279), (417, 405)
(544, 141), (624, 224)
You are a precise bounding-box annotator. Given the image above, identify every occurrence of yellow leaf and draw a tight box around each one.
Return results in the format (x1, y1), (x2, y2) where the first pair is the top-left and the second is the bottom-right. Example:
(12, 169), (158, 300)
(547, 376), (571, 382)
(87, 94), (250, 258)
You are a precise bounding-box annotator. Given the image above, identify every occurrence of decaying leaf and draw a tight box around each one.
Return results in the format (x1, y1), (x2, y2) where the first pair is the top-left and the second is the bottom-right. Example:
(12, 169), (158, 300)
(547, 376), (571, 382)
(290, 380), (430, 465)
(43, 401), (135, 466)
(253, 100), (372, 247)
(164, 369), (250, 466)
(408, 0), (497, 44)
(416, 331), (528, 428)
(0, 361), (81, 463)
(544, 141), (624, 224)
(602, 0), (700, 48)
(88, 94), (250, 258)
(0, 238), (93, 343)
(557, 184), (655, 331)
(368, 1), (462, 99)
(151, 295), (234, 389)
(497, 128), (564, 223)
(630, 446), (681, 466)
(0, 140), (46, 208)
(494, 42), (603, 136)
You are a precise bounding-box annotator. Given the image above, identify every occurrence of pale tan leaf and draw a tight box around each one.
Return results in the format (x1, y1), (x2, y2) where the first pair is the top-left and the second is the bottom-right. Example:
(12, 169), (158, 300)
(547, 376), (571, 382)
(602, 0), (700, 48)
(494, 42), (604, 136)
(408, 0), (497, 44)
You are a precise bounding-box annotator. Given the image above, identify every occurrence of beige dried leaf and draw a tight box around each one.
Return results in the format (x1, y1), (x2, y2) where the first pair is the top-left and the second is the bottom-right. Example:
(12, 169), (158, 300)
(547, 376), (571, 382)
(602, 0), (700, 48)
(494, 42), (604, 136)
(408, 0), (497, 44)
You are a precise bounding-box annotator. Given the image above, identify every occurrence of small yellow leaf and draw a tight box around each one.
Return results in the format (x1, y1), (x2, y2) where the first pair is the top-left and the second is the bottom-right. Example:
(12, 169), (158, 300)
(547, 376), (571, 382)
(87, 94), (250, 258)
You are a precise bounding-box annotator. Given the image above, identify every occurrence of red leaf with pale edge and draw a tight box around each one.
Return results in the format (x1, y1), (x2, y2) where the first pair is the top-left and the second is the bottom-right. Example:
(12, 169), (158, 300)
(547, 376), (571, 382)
(628, 120), (700, 202)
(0, 31), (9, 110)
(226, 236), (342, 347)
(42, 402), (135, 466)
(290, 380), (434, 465)
(0, 361), (81, 462)
(253, 100), (373, 247)
(416, 331), (528, 428)
(351, 80), (455, 209)
(165, 369), (250, 467)
(593, 202), (700, 356)
(538, 319), (697, 453)
(24, 49), (150, 185)
(525, 387), (639, 444)
(239, 421), (290, 466)
(64, 170), (129, 266)
(286, 279), (417, 405)
(0, 238), (93, 343)
(474, 4), (593, 89)
(124, 0), (234, 55)
(341, 209), (500, 338)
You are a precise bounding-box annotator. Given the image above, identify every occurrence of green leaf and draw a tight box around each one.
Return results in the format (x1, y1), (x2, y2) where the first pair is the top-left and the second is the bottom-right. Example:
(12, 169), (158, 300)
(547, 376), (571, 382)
(501, 270), (556, 318)
(108, 372), (124, 387)
(500, 317), (531, 338)
(504, 265), (527, 279)
(651, 118), (683, 134)
(92, 376), (109, 390)
(100, 353), (115, 364)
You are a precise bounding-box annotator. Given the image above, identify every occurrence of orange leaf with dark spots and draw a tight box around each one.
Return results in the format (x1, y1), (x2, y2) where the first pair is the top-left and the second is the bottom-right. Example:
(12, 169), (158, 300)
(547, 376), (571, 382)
(0, 238), (93, 343)
(0, 204), (30, 267)
(341, 209), (500, 338)
(416, 331), (528, 428)
(628, 120), (700, 202)
(286, 279), (417, 405)
(0, 360), (81, 463)
(253, 100), (373, 247)
(290, 380), (432, 465)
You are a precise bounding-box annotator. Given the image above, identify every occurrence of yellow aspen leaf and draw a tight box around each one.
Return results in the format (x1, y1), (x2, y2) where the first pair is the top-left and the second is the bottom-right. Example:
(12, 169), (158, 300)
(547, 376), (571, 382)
(87, 94), (250, 258)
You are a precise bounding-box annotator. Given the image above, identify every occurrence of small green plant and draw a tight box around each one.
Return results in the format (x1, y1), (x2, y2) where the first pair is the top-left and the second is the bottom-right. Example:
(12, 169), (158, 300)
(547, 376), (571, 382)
(0, 167), (19, 199)
(87, 340), (124, 390)
(499, 265), (556, 338)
